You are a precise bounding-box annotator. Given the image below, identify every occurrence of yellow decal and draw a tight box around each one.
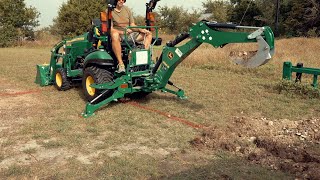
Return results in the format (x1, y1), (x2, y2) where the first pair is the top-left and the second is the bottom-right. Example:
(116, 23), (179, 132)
(95, 27), (101, 36)
(66, 37), (85, 44)
(163, 61), (169, 68)
(167, 52), (174, 60)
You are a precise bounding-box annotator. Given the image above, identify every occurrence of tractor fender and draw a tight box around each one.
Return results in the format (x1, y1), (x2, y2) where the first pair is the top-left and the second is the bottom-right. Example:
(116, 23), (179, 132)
(84, 50), (114, 68)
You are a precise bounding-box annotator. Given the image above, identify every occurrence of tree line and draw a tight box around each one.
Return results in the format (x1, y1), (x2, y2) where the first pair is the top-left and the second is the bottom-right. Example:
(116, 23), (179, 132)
(0, 0), (319, 47)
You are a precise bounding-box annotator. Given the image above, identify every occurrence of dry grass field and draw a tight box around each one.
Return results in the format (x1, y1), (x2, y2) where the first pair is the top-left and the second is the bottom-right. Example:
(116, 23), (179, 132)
(0, 37), (319, 179)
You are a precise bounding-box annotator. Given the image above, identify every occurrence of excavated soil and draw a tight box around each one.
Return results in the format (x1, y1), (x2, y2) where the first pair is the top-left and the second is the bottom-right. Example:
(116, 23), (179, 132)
(191, 116), (320, 179)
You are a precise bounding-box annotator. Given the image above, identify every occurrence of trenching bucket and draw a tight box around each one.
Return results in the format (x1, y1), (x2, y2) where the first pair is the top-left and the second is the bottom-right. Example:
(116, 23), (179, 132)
(229, 36), (275, 68)
(35, 64), (51, 86)
(229, 26), (275, 68)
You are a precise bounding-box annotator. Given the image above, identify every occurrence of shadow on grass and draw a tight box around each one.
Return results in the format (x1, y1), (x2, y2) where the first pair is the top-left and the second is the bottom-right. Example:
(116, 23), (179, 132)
(159, 156), (292, 180)
(139, 93), (205, 111)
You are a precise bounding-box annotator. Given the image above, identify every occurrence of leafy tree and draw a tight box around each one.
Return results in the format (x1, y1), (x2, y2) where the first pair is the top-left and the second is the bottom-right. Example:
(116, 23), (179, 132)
(284, 0), (320, 36)
(157, 6), (201, 34)
(0, 24), (19, 47)
(134, 15), (146, 26)
(52, 0), (106, 38)
(228, 0), (264, 27)
(0, 0), (39, 47)
(202, 0), (231, 22)
(254, 0), (276, 24)
(305, 0), (320, 36)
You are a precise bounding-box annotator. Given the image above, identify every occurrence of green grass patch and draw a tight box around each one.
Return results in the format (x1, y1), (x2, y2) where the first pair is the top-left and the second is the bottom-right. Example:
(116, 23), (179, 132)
(276, 80), (320, 98)
(32, 133), (50, 140)
(0, 154), (4, 162)
(3, 164), (31, 177)
(22, 148), (37, 154)
(86, 126), (99, 134)
(161, 152), (293, 180)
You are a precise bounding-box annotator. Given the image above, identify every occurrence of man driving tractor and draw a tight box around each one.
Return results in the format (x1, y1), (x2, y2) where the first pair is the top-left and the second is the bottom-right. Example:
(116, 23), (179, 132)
(109, 0), (153, 73)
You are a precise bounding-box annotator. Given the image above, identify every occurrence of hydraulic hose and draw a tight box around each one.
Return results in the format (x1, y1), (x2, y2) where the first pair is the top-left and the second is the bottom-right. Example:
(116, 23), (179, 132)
(166, 32), (190, 47)
(152, 54), (162, 75)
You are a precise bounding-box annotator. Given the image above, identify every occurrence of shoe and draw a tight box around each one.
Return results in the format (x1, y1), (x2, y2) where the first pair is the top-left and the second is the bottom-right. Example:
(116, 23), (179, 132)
(117, 64), (126, 74)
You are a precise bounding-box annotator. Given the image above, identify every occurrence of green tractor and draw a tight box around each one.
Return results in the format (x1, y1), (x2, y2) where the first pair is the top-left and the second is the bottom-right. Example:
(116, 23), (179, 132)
(35, 0), (275, 118)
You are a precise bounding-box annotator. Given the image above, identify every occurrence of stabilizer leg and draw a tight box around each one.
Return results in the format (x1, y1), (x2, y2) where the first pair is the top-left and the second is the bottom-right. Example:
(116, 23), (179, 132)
(161, 80), (187, 99)
(161, 88), (187, 99)
(82, 90), (125, 118)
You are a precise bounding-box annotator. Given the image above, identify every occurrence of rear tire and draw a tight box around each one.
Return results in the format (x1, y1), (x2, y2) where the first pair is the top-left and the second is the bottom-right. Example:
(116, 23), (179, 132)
(82, 66), (114, 103)
(55, 68), (72, 91)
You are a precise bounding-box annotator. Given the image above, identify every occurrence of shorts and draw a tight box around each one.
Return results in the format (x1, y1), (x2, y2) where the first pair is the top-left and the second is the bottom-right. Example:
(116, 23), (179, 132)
(120, 32), (141, 42)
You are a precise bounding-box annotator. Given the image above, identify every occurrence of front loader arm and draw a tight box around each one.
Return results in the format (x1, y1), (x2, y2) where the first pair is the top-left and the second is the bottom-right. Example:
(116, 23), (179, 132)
(48, 40), (66, 83)
(153, 21), (275, 89)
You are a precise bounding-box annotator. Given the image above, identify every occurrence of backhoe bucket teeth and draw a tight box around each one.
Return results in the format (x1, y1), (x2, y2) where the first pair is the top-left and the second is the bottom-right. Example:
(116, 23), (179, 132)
(230, 36), (274, 68)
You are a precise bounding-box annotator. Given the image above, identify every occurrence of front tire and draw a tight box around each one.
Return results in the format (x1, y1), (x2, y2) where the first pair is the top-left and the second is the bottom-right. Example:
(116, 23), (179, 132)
(55, 68), (72, 91)
(82, 66), (114, 103)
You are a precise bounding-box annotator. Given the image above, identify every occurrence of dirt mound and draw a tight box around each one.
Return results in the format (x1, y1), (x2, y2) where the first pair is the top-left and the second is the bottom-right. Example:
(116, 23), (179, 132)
(190, 116), (320, 179)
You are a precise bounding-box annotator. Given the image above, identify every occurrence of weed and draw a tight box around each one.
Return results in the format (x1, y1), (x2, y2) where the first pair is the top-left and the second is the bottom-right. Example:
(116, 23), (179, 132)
(0, 154), (4, 162)
(1, 140), (14, 147)
(86, 126), (99, 134)
(95, 143), (108, 150)
(32, 133), (50, 139)
(276, 80), (320, 98)
(42, 141), (64, 149)
(22, 148), (37, 154)
(4, 164), (31, 177)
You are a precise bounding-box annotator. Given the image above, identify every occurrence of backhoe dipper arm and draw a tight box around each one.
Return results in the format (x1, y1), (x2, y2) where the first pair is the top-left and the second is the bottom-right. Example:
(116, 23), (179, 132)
(153, 21), (275, 89)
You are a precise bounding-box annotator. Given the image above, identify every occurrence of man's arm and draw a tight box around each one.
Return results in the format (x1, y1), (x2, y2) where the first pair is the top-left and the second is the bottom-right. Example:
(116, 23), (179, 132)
(126, 6), (150, 34)
(130, 22), (151, 35)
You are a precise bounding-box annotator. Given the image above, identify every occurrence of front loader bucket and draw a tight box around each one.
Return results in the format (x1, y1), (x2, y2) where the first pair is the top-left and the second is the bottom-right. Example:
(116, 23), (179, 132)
(35, 64), (52, 86)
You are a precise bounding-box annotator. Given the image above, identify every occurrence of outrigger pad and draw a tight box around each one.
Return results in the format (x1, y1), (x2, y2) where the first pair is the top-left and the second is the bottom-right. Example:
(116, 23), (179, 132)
(229, 36), (275, 68)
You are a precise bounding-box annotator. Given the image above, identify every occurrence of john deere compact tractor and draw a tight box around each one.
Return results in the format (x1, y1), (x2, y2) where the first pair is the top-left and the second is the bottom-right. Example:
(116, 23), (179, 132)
(35, 0), (275, 117)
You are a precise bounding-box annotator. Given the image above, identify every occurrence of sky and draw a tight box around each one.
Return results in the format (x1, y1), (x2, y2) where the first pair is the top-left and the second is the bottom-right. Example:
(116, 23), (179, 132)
(25, 0), (206, 28)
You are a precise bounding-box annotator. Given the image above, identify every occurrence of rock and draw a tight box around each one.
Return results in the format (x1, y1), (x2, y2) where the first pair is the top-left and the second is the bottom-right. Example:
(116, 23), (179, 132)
(236, 146), (241, 152)
(268, 121), (274, 126)
(300, 135), (307, 139)
(249, 136), (257, 142)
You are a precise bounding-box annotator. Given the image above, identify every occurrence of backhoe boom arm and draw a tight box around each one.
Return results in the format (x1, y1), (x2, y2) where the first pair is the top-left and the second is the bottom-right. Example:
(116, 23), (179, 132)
(153, 21), (275, 89)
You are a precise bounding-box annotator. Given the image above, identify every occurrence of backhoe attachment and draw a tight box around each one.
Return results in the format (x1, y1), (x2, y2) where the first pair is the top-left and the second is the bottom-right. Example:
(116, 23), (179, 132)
(190, 22), (275, 68)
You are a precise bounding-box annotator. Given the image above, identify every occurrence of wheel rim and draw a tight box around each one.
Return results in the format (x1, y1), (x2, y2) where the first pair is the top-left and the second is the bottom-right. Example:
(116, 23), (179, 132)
(56, 73), (62, 87)
(86, 76), (95, 96)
